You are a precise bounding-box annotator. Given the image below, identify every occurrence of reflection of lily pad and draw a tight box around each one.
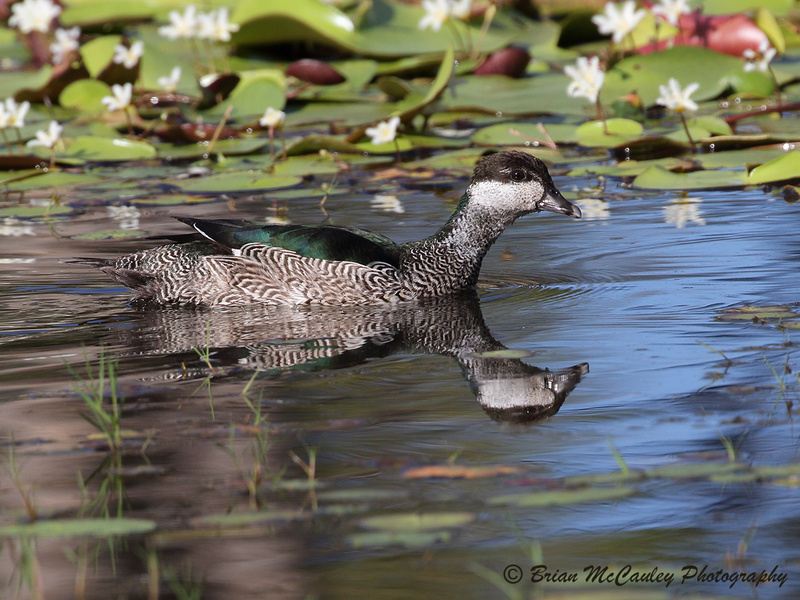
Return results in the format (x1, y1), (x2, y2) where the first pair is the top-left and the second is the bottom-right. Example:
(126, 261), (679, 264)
(490, 485), (635, 507)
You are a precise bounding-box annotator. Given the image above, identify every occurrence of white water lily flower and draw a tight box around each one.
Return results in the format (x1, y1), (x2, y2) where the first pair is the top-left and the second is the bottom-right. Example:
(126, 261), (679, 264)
(656, 78), (699, 112)
(450, 0), (473, 20)
(27, 120), (62, 149)
(8, 0), (62, 34)
(564, 56), (606, 104)
(591, 1), (647, 44)
(418, 0), (451, 31)
(365, 116), (400, 145)
(650, 0), (691, 27)
(112, 40), (144, 69)
(743, 39), (777, 73)
(157, 66), (182, 92)
(101, 83), (133, 112)
(50, 27), (81, 64)
(158, 5), (198, 40)
(259, 107), (286, 128)
(197, 8), (240, 43)
(4, 98), (30, 129)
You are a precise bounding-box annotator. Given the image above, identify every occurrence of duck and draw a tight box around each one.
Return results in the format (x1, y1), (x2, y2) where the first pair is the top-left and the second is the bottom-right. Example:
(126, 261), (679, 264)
(81, 151), (581, 306)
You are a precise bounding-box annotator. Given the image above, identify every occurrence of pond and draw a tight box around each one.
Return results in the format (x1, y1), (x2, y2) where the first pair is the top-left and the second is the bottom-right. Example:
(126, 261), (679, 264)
(2, 0), (800, 598)
(1, 151), (798, 599)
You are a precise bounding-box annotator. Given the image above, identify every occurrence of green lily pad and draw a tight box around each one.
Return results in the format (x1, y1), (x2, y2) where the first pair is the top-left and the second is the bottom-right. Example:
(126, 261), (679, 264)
(490, 485), (635, 507)
(59, 79), (112, 113)
(80, 35), (122, 79)
(0, 518), (156, 538)
(347, 530), (451, 549)
(130, 193), (220, 206)
(175, 172), (302, 193)
(472, 122), (578, 146)
(62, 136), (157, 162)
(359, 512), (474, 531)
(204, 77), (286, 120)
(0, 202), (75, 218)
(699, 0), (794, 16)
(60, 1), (156, 27)
(747, 151), (800, 184)
(4, 171), (107, 191)
(284, 134), (365, 156)
(232, 0), (358, 49)
(604, 47), (741, 106)
(157, 138), (270, 160)
(576, 118), (643, 148)
(632, 165), (749, 190)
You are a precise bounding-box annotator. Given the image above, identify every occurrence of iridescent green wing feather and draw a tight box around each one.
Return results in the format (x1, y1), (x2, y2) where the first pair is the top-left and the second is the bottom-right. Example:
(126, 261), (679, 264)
(175, 217), (401, 268)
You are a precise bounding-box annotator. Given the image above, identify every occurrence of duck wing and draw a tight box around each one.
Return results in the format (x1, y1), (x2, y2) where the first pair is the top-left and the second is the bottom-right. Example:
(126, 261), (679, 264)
(175, 217), (401, 269)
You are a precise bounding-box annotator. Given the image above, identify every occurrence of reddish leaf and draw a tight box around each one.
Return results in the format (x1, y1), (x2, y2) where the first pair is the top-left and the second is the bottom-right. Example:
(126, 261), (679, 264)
(286, 59), (345, 85)
(403, 464), (523, 479)
(639, 12), (769, 57)
(473, 46), (530, 78)
(15, 56), (90, 103)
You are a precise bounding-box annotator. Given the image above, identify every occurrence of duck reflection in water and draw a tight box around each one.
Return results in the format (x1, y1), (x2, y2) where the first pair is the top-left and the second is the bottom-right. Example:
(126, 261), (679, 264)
(124, 291), (588, 425)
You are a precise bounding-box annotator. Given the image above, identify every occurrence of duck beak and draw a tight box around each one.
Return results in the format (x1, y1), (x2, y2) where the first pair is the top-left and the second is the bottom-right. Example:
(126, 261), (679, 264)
(538, 186), (582, 219)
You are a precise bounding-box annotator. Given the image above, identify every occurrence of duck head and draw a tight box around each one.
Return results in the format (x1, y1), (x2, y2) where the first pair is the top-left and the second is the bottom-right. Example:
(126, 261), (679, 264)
(467, 150), (581, 220)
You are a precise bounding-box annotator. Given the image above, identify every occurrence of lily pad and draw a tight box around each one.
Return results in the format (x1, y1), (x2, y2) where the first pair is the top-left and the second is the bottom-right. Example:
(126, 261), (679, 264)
(0, 518), (156, 538)
(632, 165), (749, 190)
(747, 151), (800, 184)
(576, 118), (644, 148)
(59, 79), (112, 113)
(175, 172), (302, 194)
(204, 77), (286, 120)
(359, 512), (474, 531)
(490, 485), (635, 507)
(472, 122), (578, 146)
(62, 136), (157, 162)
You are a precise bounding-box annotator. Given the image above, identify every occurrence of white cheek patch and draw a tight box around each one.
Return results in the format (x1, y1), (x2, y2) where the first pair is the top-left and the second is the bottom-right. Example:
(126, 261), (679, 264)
(467, 179), (544, 212)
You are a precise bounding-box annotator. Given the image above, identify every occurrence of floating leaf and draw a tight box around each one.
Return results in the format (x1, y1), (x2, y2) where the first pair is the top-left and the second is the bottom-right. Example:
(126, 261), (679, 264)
(60, 1), (156, 27)
(286, 59), (345, 85)
(157, 138), (269, 160)
(576, 118), (644, 148)
(632, 165), (748, 190)
(490, 485), (635, 507)
(359, 512), (474, 531)
(747, 151), (800, 185)
(72, 228), (145, 240)
(204, 77), (285, 120)
(403, 464), (524, 479)
(0, 203), (75, 218)
(472, 122), (577, 146)
(175, 172), (302, 194)
(474, 47), (531, 78)
(79, 35), (122, 79)
(0, 518), (156, 538)
(59, 79), (112, 113)
(62, 137), (157, 162)
(347, 530), (451, 549)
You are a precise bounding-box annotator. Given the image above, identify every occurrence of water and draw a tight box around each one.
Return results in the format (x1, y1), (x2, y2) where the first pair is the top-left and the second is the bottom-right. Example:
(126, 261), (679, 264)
(1, 164), (798, 599)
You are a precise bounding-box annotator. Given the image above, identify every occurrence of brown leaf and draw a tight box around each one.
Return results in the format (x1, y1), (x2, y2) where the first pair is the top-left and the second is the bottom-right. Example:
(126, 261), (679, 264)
(403, 464), (524, 479)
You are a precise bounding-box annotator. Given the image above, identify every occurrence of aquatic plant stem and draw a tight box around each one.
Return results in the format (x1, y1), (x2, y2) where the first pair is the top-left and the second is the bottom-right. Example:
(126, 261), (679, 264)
(123, 108), (134, 137)
(679, 111), (696, 152)
(14, 128), (25, 154)
(0, 129), (12, 154)
(474, 4), (496, 60)
(207, 104), (233, 157)
(596, 98), (608, 135)
(768, 66), (783, 109)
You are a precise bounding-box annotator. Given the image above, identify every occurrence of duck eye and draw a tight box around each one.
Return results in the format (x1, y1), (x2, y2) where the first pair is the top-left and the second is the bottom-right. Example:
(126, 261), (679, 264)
(510, 169), (526, 182)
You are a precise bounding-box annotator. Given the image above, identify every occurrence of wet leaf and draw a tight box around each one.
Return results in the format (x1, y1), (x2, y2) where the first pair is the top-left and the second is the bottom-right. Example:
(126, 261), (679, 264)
(347, 530), (451, 549)
(403, 464), (524, 479)
(359, 512), (474, 531)
(576, 118), (644, 148)
(59, 79), (112, 113)
(473, 47), (531, 78)
(747, 151), (800, 185)
(0, 203), (75, 218)
(175, 172), (302, 194)
(632, 165), (748, 190)
(62, 136), (157, 162)
(490, 485), (635, 507)
(0, 518), (156, 538)
(286, 59), (346, 85)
